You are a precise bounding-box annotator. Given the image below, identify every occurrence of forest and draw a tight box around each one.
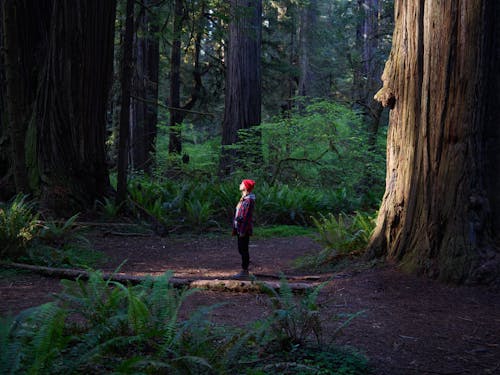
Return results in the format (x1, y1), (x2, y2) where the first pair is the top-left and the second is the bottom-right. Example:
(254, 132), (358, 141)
(1, 0), (499, 374)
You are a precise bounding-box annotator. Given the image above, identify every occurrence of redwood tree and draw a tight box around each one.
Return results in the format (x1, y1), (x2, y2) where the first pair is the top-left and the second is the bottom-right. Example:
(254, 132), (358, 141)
(131, 0), (160, 172)
(32, 0), (116, 212)
(116, 0), (135, 205)
(220, 0), (262, 174)
(370, 1), (500, 284)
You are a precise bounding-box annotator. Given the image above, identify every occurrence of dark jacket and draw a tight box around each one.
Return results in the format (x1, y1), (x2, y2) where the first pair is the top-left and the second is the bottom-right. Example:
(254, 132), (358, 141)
(233, 193), (255, 236)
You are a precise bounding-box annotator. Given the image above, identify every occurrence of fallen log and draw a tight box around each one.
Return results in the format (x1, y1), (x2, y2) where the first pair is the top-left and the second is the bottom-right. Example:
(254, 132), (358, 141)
(0, 262), (317, 293)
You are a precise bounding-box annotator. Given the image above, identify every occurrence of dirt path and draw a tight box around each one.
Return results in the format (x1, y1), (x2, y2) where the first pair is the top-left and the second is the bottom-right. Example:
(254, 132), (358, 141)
(1, 232), (499, 374)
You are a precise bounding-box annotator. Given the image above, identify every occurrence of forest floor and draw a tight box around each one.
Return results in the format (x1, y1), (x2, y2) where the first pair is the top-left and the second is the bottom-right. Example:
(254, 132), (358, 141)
(1, 230), (500, 375)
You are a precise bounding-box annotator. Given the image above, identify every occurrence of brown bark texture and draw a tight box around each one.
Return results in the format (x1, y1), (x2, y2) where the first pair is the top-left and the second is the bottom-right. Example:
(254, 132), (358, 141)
(116, 0), (135, 205)
(131, 0), (159, 172)
(1, 0), (49, 194)
(220, 0), (262, 174)
(32, 0), (116, 213)
(371, 1), (500, 284)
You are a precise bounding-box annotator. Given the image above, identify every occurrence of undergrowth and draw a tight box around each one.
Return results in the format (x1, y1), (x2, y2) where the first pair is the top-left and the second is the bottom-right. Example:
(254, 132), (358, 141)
(1, 271), (369, 374)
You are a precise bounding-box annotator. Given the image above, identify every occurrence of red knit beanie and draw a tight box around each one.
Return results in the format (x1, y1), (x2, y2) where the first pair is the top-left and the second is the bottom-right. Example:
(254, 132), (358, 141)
(242, 179), (255, 192)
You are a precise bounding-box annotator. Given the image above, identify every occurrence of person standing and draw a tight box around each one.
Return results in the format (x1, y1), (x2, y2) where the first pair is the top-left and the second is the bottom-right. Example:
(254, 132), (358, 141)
(232, 179), (256, 279)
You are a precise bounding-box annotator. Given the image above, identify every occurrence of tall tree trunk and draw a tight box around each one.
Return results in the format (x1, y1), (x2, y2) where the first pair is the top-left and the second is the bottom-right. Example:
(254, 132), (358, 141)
(117, 0), (135, 205)
(0, 1), (12, 197)
(168, 0), (184, 155)
(32, 0), (116, 213)
(297, 0), (317, 98)
(3, 0), (31, 193)
(220, 0), (262, 175)
(131, 23), (146, 171)
(131, 0), (159, 172)
(370, 1), (500, 284)
(144, 13), (159, 171)
(355, 0), (384, 145)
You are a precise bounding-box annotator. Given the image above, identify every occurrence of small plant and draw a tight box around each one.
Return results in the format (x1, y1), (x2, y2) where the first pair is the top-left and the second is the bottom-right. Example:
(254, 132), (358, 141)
(24, 214), (99, 268)
(184, 198), (215, 230)
(95, 197), (123, 219)
(259, 276), (328, 350)
(311, 211), (376, 266)
(0, 194), (40, 259)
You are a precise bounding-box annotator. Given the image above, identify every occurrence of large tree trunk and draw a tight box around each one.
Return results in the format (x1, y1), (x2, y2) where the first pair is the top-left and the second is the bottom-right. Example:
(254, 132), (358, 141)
(116, 0), (135, 205)
(220, 0), (262, 175)
(33, 0), (116, 213)
(131, 0), (159, 172)
(370, 1), (500, 284)
(2, 0), (49, 194)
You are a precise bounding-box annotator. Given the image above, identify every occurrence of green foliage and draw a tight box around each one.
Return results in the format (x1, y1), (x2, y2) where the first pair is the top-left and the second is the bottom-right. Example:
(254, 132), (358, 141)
(95, 197), (123, 220)
(297, 211), (377, 270)
(313, 211), (376, 254)
(1, 270), (368, 374)
(0, 270), (259, 374)
(258, 276), (328, 349)
(246, 345), (370, 375)
(253, 276), (367, 374)
(0, 194), (40, 259)
(0, 195), (100, 267)
(24, 215), (100, 268)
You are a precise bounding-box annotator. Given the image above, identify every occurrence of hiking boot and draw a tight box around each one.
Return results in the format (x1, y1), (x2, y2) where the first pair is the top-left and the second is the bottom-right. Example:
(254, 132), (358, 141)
(232, 269), (250, 280)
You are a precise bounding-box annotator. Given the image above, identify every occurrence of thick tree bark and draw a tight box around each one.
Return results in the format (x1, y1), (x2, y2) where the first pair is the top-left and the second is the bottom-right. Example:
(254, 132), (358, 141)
(132, 0), (159, 172)
(370, 1), (500, 284)
(116, 0), (135, 205)
(2, 0), (33, 193)
(220, 0), (262, 175)
(32, 0), (116, 213)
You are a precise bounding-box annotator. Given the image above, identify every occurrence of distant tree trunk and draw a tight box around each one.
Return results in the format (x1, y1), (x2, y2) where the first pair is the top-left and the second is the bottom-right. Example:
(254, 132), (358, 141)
(131, 0), (159, 173)
(355, 0), (384, 145)
(2, 0), (32, 197)
(297, 0), (317, 98)
(31, 0), (116, 213)
(220, 0), (262, 175)
(370, 1), (500, 284)
(168, 0), (184, 155)
(117, 0), (135, 205)
(144, 15), (159, 170)
(0, 1), (12, 197)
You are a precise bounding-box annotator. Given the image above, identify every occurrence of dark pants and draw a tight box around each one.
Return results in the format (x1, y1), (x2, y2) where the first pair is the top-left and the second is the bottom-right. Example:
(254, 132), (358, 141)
(237, 235), (250, 270)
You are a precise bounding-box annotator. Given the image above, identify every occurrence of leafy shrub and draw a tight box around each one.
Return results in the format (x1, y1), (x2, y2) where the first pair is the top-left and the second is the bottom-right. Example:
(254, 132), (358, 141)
(0, 194), (40, 259)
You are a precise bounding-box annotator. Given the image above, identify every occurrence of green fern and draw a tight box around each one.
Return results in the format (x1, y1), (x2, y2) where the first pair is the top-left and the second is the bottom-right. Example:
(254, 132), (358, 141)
(0, 194), (40, 259)
(259, 276), (329, 349)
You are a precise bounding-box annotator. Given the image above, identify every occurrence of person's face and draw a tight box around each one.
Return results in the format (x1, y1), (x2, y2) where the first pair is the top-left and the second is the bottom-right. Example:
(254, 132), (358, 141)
(239, 182), (246, 192)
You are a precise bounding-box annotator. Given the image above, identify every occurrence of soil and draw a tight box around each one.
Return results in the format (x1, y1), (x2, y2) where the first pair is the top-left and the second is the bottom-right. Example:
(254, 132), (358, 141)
(1, 231), (499, 375)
